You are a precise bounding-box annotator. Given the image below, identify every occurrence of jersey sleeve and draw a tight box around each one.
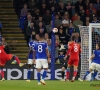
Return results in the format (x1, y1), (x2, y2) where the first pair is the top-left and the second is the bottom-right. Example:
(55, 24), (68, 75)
(93, 50), (97, 55)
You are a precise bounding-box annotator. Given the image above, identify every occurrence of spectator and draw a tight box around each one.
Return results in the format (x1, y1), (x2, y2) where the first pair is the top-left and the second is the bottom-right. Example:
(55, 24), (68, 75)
(20, 4), (28, 17)
(71, 12), (78, 22)
(43, 10), (52, 25)
(86, 3), (96, 16)
(69, 23), (76, 36)
(66, 1), (72, 10)
(54, 14), (62, 28)
(91, 16), (100, 23)
(46, 21), (52, 34)
(40, 3), (47, 15)
(35, 34), (39, 41)
(71, 4), (76, 17)
(58, 28), (67, 45)
(94, 0), (100, 10)
(36, 16), (45, 26)
(0, 22), (2, 33)
(37, 21), (47, 34)
(26, 22), (35, 44)
(44, 33), (49, 40)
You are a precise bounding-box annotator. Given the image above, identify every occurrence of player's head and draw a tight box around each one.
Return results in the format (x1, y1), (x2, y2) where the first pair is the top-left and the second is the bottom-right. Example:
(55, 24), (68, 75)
(39, 33), (44, 41)
(96, 43), (100, 50)
(71, 35), (76, 41)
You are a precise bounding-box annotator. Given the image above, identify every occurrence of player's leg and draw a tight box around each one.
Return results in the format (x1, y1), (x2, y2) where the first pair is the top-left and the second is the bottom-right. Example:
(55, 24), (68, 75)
(83, 63), (95, 80)
(26, 59), (33, 82)
(61, 66), (65, 81)
(71, 65), (78, 82)
(0, 66), (5, 81)
(36, 60), (42, 85)
(71, 60), (79, 82)
(11, 54), (25, 67)
(41, 59), (48, 85)
(90, 70), (98, 81)
(65, 64), (71, 81)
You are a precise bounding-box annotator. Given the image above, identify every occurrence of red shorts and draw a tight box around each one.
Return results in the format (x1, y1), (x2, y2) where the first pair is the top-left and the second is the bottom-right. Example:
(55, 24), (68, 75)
(68, 59), (79, 66)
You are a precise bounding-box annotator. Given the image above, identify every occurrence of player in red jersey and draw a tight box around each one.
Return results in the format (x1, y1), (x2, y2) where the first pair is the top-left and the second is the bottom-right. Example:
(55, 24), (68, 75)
(64, 36), (81, 82)
(0, 43), (25, 81)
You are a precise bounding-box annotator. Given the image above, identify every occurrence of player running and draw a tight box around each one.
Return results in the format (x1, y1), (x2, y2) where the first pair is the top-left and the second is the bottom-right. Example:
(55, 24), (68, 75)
(0, 42), (24, 81)
(26, 35), (36, 82)
(33, 34), (50, 85)
(83, 43), (100, 81)
(64, 36), (81, 82)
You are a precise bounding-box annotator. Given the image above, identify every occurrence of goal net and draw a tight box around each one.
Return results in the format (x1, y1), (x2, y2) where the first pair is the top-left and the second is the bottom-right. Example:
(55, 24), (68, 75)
(79, 23), (100, 80)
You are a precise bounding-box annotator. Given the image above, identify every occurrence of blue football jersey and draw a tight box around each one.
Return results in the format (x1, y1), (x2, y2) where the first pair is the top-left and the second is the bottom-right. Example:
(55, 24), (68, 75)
(34, 41), (47, 59)
(28, 41), (35, 59)
(92, 50), (100, 64)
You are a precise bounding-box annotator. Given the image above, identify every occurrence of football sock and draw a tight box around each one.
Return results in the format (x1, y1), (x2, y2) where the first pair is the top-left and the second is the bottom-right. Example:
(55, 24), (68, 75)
(92, 71), (98, 79)
(61, 71), (65, 79)
(13, 56), (20, 64)
(37, 72), (41, 82)
(83, 71), (90, 80)
(73, 70), (77, 77)
(1, 70), (4, 78)
(66, 68), (70, 79)
(42, 70), (47, 80)
(27, 70), (31, 80)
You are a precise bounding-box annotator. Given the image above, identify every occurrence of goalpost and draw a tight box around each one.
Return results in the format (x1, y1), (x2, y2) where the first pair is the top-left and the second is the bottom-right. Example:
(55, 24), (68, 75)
(79, 23), (100, 80)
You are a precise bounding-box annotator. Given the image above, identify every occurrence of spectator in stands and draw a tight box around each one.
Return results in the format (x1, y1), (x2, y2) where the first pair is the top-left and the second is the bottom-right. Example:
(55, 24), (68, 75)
(20, 3), (28, 17)
(46, 21), (52, 35)
(69, 23), (76, 36)
(37, 21), (47, 34)
(33, 9), (41, 20)
(0, 22), (2, 34)
(86, 3), (96, 16)
(24, 14), (33, 36)
(40, 3), (47, 16)
(91, 16), (100, 23)
(71, 12), (78, 22)
(43, 10), (52, 25)
(44, 33), (49, 41)
(71, 4), (76, 17)
(54, 14), (62, 28)
(58, 2), (67, 17)
(59, 28), (67, 45)
(26, 22), (35, 44)
(36, 16), (45, 26)
(94, 0), (100, 10)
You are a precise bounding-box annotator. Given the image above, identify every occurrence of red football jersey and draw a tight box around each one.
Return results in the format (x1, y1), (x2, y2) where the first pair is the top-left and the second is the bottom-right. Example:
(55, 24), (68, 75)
(66, 42), (81, 60)
(0, 46), (8, 62)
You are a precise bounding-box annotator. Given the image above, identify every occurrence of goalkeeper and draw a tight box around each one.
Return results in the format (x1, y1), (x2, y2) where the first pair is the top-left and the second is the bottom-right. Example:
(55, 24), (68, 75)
(83, 43), (100, 81)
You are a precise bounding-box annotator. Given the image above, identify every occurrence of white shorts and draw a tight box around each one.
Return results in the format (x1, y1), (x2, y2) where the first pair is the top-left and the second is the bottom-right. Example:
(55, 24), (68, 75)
(27, 59), (33, 64)
(89, 63), (100, 71)
(36, 59), (48, 68)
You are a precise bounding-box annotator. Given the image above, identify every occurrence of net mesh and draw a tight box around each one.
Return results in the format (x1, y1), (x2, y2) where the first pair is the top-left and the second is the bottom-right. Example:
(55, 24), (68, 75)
(79, 26), (89, 79)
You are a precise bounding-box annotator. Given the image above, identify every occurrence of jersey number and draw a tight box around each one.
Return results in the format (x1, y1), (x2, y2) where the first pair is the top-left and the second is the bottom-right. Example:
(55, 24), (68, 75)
(38, 45), (43, 53)
(74, 45), (78, 52)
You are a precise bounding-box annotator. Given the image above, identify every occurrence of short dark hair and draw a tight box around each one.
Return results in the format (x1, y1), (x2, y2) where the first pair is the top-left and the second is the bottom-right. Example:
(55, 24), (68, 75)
(71, 36), (76, 41)
(39, 33), (44, 38)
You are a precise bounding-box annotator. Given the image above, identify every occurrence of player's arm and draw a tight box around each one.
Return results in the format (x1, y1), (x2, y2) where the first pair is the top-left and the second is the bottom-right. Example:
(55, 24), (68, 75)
(33, 50), (36, 64)
(87, 51), (95, 62)
(64, 44), (71, 60)
(26, 46), (32, 58)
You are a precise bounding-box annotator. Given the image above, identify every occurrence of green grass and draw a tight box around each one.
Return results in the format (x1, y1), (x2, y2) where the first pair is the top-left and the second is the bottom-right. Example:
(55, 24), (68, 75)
(0, 80), (100, 90)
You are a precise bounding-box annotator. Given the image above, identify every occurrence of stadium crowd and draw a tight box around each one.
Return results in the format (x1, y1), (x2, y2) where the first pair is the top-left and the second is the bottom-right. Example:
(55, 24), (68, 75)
(12, 0), (100, 64)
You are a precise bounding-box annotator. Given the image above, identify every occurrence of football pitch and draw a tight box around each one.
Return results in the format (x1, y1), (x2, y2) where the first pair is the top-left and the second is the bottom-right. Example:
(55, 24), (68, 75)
(0, 80), (100, 90)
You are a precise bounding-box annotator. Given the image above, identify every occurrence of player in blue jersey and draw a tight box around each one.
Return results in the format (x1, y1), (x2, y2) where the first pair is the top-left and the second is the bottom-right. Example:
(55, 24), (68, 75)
(26, 35), (36, 82)
(83, 43), (100, 81)
(34, 33), (50, 85)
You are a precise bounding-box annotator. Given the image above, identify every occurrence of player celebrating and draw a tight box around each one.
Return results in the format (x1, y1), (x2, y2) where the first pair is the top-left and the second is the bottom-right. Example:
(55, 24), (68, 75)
(83, 43), (100, 81)
(34, 33), (50, 85)
(0, 42), (24, 81)
(64, 36), (81, 82)
(26, 35), (36, 82)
